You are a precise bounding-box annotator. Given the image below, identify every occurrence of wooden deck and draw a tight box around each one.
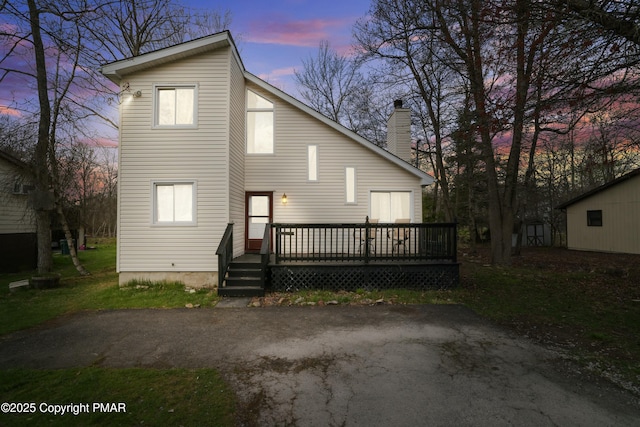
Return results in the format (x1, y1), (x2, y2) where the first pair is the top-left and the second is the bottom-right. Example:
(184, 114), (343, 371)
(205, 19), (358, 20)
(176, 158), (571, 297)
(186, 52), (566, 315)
(217, 222), (459, 296)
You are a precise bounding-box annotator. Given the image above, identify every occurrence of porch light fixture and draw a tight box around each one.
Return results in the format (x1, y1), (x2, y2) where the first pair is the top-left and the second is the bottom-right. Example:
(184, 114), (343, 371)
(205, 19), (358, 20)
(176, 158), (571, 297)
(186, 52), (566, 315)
(281, 193), (288, 205)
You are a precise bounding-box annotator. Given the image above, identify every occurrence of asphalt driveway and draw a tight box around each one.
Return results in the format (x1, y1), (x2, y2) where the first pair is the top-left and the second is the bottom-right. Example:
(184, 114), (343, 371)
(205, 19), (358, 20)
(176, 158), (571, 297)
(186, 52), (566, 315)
(0, 304), (638, 426)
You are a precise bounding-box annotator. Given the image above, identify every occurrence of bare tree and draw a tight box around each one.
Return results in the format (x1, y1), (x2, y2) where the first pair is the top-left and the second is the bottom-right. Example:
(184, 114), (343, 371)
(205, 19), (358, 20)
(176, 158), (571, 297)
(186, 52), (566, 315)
(561, 0), (640, 46)
(294, 41), (388, 144)
(354, 1), (464, 221)
(83, 0), (232, 60)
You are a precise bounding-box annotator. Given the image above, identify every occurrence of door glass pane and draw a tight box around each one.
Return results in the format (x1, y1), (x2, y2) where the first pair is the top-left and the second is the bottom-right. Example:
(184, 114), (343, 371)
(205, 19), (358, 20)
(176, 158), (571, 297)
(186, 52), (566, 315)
(250, 196), (270, 216)
(249, 217), (269, 239)
(370, 192), (390, 222)
(391, 192), (411, 221)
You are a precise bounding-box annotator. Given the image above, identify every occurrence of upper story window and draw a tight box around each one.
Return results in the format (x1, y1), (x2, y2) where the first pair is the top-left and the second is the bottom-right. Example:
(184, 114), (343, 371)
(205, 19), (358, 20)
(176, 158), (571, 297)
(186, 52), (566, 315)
(247, 90), (274, 154)
(154, 85), (197, 128)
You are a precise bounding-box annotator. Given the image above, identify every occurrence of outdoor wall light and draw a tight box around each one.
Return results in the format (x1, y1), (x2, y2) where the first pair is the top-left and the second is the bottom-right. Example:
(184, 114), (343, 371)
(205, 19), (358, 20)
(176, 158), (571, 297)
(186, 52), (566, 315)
(282, 193), (288, 205)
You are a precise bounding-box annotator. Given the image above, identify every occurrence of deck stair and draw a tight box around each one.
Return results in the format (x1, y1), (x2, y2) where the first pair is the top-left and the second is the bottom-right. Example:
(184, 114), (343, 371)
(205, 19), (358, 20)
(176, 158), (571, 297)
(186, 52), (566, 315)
(218, 255), (265, 297)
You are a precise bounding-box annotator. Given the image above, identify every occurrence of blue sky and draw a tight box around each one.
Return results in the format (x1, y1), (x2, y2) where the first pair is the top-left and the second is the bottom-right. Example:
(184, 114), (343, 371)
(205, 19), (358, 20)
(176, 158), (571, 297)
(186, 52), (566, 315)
(189, 0), (372, 93)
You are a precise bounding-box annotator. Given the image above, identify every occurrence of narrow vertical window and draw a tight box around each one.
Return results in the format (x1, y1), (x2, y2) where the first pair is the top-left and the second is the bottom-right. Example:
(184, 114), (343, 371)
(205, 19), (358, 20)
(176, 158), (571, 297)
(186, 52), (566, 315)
(308, 145), (318, 181)
(247, 90), (274, 153)
(346, 167), (356, 204)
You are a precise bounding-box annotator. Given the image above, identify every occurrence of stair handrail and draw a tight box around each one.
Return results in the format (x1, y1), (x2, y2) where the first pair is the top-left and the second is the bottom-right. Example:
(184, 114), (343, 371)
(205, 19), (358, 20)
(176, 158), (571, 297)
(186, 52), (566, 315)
(215, 223), (234, 289)
(259, 223), (271, 286)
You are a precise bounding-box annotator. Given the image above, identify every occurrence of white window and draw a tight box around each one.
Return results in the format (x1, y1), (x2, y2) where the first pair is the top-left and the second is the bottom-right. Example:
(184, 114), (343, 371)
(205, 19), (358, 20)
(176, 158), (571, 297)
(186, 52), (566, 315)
(345, 167), (356, 204)
(370, 191), (411, 222)
(154, 85), (197, 127)
(247, 90), (274, 153)
(308, 145), (318, 181)
(153, 181), (196, 225)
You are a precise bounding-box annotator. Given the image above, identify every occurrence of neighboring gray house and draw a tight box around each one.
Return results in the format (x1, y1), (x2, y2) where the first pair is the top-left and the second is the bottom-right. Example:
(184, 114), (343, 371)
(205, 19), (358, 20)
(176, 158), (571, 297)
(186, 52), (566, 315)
(557, 168), (640, 254)
(101, 31), (438, 290)
(0, 150), (36, 272)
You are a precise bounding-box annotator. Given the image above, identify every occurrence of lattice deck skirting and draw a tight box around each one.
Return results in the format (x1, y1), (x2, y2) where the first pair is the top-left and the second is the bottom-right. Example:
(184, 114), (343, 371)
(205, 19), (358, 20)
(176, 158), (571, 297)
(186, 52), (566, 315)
(268, 263), (459, 293)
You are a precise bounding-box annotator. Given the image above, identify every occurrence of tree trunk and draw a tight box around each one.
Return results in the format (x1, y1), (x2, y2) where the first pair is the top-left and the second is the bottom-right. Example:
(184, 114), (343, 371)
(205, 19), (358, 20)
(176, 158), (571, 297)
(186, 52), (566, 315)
(35, 210), (52, 273)
(28, 0), (53, 274)
(57, 205), (90, 276)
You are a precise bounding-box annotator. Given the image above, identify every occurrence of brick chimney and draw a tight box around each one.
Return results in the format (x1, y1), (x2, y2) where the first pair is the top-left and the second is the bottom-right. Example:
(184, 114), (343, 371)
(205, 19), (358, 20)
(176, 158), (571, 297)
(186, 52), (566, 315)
(386, 99), (411, 162)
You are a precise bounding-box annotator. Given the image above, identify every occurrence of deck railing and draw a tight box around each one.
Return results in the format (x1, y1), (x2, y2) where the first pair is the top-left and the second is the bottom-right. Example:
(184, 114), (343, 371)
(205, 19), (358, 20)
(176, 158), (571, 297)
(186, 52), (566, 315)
(272, 219), (457, 264)
(215, 223), (234, 288)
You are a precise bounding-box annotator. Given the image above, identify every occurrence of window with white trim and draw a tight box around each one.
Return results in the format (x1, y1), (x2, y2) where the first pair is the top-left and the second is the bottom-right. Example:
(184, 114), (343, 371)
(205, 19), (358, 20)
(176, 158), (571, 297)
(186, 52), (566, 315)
(345, 167), (356, 204)
(153, 181), (196, 225)
(247, 90), (274, 153)
(308, 145), (318, 181)
(154, 85), (197, 127)
(370, 191), (411, 222)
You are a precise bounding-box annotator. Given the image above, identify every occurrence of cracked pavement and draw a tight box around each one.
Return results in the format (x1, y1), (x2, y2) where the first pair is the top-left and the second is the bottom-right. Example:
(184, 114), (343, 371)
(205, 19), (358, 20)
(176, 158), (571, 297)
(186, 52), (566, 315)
(0, 304), (638, 426)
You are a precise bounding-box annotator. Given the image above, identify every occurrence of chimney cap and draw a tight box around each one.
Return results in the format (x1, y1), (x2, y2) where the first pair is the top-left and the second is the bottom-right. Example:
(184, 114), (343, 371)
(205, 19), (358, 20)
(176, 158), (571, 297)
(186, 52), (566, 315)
(393, 99), (403, 109)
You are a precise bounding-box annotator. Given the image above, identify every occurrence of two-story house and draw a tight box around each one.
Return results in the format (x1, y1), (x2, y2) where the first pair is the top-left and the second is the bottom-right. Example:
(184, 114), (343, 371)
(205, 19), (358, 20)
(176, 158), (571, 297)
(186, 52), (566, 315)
(101, 31), (455, 294)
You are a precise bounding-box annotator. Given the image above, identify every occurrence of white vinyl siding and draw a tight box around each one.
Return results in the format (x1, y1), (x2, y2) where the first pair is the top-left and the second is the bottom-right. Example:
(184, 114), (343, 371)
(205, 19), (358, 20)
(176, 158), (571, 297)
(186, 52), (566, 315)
(308, 145), (318, 181)
(117, 48), (231, 273)
(228, 55), (247, 257)
(244, 83), (423, 224)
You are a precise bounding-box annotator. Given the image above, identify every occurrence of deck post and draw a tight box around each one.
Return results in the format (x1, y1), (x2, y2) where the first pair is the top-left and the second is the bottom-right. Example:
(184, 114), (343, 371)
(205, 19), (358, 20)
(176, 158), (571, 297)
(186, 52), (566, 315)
(364, 216), (370, 264)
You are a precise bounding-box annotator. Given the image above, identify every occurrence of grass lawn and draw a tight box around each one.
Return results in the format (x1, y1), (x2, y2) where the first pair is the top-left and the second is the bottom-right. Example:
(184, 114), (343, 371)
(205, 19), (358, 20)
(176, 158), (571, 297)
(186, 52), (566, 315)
(1, 241), (638, 425)
(0, 239), (234, 426)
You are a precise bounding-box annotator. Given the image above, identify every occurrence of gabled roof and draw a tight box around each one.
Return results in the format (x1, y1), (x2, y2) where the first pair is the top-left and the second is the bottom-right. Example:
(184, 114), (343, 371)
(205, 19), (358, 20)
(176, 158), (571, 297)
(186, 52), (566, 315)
(101, 31), (244, 83)
(0, 149), (30, 173)
(100, 31), (434, 186)
(556, 168), (640, 209)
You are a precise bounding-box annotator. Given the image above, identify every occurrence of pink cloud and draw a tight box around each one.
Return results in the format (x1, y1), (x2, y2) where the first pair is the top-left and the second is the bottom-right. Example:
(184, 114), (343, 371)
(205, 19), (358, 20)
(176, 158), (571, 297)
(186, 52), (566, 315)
(259, 66), (297, 79)
(245, 16), (351, 47)
(0, 105), (22, 117)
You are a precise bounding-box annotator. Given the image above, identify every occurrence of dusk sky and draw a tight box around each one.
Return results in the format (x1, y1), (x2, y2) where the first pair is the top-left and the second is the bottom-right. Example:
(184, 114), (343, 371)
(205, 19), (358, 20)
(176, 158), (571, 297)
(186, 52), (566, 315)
(0, 0), (373, 147)
(192, 0), (372, 93)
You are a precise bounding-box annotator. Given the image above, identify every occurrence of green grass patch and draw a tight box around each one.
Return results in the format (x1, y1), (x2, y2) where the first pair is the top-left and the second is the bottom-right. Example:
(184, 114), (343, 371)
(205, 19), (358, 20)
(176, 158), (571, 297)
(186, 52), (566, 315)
(0, 240), (219, 335)
(455, 260), (640, 387)
(0, 368), (235, 426)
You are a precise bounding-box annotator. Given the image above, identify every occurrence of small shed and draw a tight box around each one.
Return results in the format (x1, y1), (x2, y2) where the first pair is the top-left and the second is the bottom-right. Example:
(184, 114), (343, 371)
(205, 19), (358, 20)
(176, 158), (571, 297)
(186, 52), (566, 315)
(556, 169), (640, 254)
